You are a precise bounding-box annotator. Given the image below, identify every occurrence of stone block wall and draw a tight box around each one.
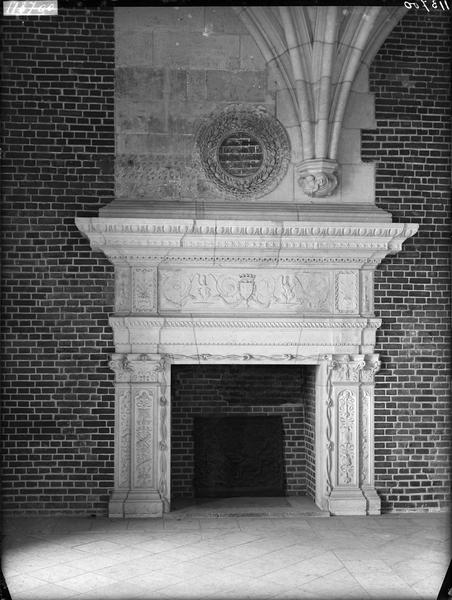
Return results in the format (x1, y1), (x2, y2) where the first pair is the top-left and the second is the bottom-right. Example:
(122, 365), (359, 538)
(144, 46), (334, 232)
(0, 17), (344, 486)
(362, 10), (451, 512)
(171, 365), (313, 499)
(114, 6), (276, 203)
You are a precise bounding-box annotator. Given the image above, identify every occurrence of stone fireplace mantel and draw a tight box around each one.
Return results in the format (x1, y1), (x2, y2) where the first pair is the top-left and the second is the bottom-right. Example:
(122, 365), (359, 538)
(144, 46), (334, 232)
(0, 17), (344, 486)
(76, 216), (418, 517)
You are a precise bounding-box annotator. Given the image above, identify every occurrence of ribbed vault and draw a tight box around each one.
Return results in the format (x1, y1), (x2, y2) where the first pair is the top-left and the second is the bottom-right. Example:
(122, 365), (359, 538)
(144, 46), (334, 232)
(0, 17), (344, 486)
(233, 5), (406, 197)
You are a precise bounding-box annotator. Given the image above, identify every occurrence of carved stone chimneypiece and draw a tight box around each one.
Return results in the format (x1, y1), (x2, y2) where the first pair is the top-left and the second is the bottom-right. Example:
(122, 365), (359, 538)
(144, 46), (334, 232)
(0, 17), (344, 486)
(76, 218), (417, 517)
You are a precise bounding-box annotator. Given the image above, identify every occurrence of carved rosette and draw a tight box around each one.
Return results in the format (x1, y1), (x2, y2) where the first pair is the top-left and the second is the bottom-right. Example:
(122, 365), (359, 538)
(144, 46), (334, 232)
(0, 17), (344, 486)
(133, 389), (154, 488)
(195, 104), (290, 199)
(297, 159), (338, 197)
(118, 388), (131, 488)
(337, 389), (356, 485)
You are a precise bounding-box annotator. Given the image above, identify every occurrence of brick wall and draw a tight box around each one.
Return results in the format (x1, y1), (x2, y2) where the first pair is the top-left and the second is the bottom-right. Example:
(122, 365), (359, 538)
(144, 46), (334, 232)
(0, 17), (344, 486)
(217, 133), (264, 177)
(171, 365), (315, 499)
(1, 7), (449, 516)
(362, 9), (451, 512)
(1, 6), (115, 514)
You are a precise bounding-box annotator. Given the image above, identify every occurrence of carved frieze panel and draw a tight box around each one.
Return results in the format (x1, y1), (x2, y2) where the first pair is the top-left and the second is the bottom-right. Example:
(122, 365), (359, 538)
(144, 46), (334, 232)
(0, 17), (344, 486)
(132, 267), (157, 313)
(335, 272), (358, 313)
(337, 388), (356, 486)
(117, 387), (131, 488)
(159, 268), (332, 314)
(133, 388), (154, 489)
(115, 266), (131, 312)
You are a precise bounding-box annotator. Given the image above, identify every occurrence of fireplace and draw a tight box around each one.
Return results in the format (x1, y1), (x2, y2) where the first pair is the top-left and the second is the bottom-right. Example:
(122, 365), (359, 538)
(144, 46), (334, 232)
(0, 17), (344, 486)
(76, 216), (418, 517)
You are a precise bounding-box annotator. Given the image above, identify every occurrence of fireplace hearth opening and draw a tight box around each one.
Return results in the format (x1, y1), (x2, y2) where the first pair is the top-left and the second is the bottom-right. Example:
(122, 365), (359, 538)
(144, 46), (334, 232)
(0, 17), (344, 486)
(170, 364), (317, 508)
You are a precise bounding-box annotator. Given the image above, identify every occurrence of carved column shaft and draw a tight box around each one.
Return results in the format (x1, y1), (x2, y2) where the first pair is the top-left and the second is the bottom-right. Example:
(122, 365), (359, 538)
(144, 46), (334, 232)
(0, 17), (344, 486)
(109, 354), (168, 518)
(326, 353), (380, 515)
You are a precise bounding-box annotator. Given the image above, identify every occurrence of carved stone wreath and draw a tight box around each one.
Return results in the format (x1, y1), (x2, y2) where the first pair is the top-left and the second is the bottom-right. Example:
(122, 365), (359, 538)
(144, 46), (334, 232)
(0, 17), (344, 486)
(195, 104), (291, 199)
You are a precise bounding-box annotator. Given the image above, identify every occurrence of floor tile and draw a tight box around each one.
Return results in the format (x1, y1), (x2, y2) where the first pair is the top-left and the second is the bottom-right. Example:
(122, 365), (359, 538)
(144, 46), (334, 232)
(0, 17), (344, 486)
(8, 582), (80, 600)
(56, 572), (117, 593)
(27, 563), (88, 583)
(3, 512), (449, 600)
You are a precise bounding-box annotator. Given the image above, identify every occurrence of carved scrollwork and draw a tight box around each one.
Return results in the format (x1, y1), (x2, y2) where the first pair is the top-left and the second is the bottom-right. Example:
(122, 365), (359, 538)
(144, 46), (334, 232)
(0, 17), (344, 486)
(134, 389), (154, 488)
(331, 355), (365, 383)
(195, 104), (290, 199)
(360, 388), (371, 485)
(132, 267), (156, 313)
(118, 389), (131, 488)
(361, 356), (381, 383)
(160, 269), (331, 312)
(337, 389), (356, 485)
(109, 354), (161, 383)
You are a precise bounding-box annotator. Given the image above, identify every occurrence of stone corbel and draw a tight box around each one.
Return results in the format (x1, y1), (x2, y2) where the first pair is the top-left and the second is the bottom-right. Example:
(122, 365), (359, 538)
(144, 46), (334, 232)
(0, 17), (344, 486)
(297, 158), (339, 198)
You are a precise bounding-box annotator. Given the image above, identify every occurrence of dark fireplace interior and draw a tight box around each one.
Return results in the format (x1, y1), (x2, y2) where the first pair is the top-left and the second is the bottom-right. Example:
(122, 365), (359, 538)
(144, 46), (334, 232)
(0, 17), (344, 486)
(194, 415), (284, 497)
(170, 364), (316, 504)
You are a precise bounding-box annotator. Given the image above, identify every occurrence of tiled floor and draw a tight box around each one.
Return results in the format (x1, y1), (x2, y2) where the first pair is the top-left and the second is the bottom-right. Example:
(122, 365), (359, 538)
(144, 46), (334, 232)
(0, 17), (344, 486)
(2, 510), (450, 600)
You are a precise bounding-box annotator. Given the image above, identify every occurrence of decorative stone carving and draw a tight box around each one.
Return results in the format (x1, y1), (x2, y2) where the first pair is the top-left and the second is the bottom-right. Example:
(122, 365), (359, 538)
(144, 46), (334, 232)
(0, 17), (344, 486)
(233, 6), (406, 193)
(157, 356), (170, 511)
(297, 159), (339, 198)
(331, 355), (365, 383)
(160, 269), (331, 313)
(134, 389), (154, 488)
(336, 272), (358, 313)
(337, 389), (356, 485)
(118, 388), (131, 488)
(195, 104), (290, 199)
(361, 270), (374, 316)
(360, 387), (371, 485)
(76, 218), (419, 272)
(132, 267), (156, 313)
(325, 394), (334, 496)
(361, 355), (381, 383)
(109, 354), (161, 382)
(75, 214), (418, 518)
(115, 266), (131, 312)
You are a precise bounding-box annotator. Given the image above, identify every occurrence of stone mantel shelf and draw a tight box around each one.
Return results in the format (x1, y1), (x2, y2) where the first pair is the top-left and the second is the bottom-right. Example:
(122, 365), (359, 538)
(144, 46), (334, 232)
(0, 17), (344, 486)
(76, 217), (418, 267)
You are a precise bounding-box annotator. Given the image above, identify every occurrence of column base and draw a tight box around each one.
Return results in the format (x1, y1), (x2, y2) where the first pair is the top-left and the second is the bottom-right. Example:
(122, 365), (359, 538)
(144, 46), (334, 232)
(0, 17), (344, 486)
(328, 487), (367, 515)
(108, 490), (129, 518)
(362, 485), (381, 515)
(124, 490), (163, 518)
(109, 489), (164, 518)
